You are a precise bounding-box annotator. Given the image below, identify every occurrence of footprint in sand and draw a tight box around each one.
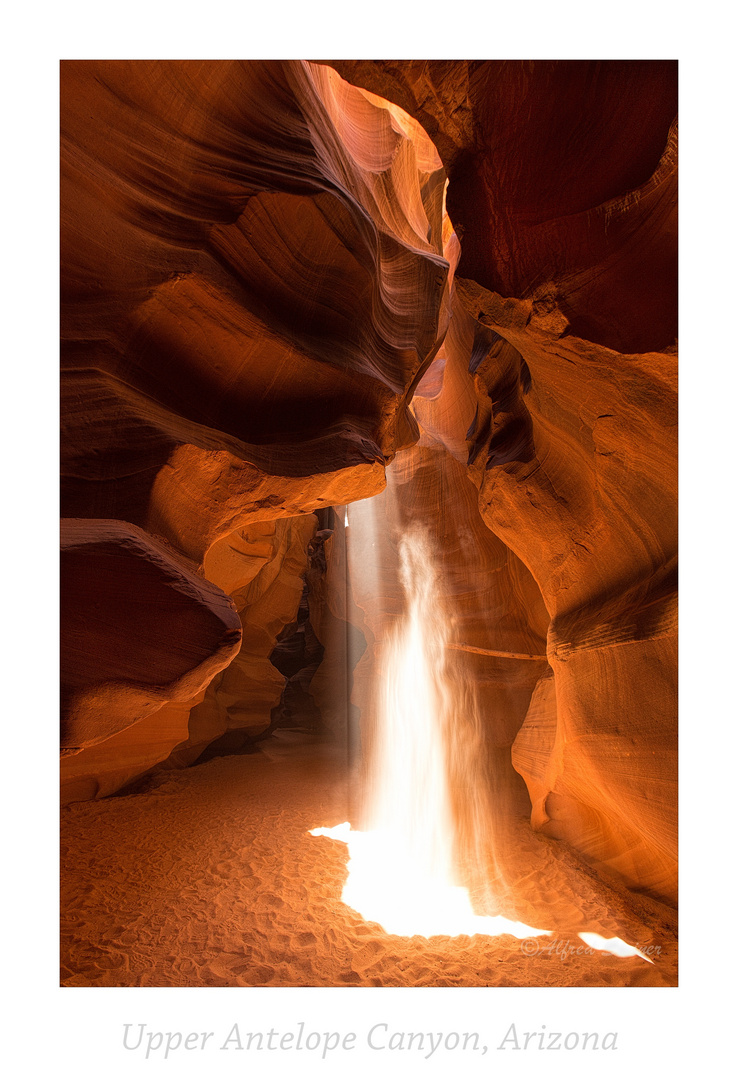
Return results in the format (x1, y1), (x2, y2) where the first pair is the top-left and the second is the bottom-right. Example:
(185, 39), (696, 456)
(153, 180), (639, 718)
(351, 940), (384, 972)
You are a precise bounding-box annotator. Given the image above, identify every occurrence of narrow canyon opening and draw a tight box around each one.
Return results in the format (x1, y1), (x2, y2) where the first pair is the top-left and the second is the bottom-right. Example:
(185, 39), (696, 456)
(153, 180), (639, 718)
(60, 59), (677, 988)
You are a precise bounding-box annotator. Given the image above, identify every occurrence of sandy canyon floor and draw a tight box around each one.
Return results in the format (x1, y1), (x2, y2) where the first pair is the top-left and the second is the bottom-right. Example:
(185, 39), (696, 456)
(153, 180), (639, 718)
(60, 733), (677, 988)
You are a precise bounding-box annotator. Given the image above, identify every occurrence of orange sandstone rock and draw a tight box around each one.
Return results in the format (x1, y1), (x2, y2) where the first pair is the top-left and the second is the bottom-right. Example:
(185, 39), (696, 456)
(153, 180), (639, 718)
(60, 60), (678, 912)
(182, 516), (319, 759)
(330, 61), (678, 902)
(60, 519), (241, 751)
(60, 60), (450, 776)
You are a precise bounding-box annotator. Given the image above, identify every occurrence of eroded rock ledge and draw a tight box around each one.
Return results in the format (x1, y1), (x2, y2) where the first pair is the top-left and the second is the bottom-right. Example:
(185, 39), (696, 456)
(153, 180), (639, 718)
(60, 60), (677, 907)
(330, 60), (677, 903)
(61, 60), (451, 792)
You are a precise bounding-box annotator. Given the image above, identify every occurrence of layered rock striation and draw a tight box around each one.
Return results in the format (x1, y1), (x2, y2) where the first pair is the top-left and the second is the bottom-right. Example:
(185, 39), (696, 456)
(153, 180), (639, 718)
(61, 61), (450, 556)
(60, 60), (451, 793)
(60, 519), (242, 752)
(60, 60), (678, 909)
(331, 60), (678, 903)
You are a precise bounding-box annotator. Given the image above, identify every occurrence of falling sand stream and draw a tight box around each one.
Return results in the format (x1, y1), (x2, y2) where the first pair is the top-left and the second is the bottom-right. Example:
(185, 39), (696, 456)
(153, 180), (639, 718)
(311, 527), (656, 957)
(61, 524), (678, 987)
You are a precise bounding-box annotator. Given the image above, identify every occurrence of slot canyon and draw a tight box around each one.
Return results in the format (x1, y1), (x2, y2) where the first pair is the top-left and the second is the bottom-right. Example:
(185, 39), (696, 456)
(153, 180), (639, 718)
(60, 59), (678, 988)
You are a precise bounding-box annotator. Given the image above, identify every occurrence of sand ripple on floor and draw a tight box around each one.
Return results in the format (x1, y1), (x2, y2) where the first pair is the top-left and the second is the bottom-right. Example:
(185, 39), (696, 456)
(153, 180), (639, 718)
(60, 741), (677, 987)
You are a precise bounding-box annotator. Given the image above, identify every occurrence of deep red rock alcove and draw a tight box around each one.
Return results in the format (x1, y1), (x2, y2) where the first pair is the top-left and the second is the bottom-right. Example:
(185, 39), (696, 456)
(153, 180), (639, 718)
(60, 60), (677, 915)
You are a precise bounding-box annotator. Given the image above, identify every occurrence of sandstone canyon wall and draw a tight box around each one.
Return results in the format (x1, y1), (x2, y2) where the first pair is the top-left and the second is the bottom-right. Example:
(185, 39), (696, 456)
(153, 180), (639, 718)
(60, 60), (450, 798)
(60, 60), (677, 906)
(332, 61), (678, 903)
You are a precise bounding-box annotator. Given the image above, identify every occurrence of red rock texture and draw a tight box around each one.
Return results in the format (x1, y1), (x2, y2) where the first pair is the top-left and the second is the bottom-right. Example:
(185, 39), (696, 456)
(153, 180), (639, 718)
(60, 697), (206, 805)
(61, 61), (449, 555)
(332, 60), (677, 903)
(60, 60), (677, 909)
(60, 60), (450, 779)
(344, 440), (552, 838)
(181, 515), (319, 760)
(60, 517), (319, 802)
(60, 519), (241, 751)
(330, 61), (677, 355)
(458, 276), (677, 904)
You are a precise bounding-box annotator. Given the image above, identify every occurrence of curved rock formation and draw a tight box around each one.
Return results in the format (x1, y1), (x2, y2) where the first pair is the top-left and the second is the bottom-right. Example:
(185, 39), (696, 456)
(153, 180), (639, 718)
(182, 515), (319, 759)
(61, 60), (449, 557)
(60, 60), (450, 774)
(60, 60), (678, 911)
(60, 516), (318, 801)
(330, 60), (677, 355)
(330, 60), (678, 903)
(60, 519), (241, 751)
